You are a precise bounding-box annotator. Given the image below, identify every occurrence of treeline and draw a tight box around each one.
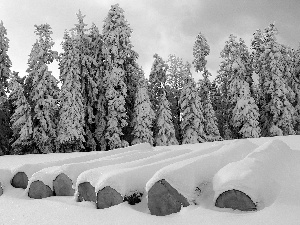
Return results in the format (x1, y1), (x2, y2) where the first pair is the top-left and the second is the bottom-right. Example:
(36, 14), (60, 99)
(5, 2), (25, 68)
(0, 4), (299, 155)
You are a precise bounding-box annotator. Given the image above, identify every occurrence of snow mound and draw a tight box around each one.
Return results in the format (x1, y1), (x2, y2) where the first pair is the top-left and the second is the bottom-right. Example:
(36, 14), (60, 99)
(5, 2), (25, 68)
(146, 139), (258, 203)
(76, 148), (196, 190)
(12, 143), (152, 181)
(93, 142), (224, 197)
(26, 148), (162, 191)
(213, 139), (295, 209)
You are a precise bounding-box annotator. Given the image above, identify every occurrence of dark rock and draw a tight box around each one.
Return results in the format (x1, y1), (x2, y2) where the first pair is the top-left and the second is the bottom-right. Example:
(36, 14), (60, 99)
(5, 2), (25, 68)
(77, 182), (96, 203)
(11, 172), (28, 189)
(0, 182), (3, 196)
(148, 179), (189, 216)
(28, 180), (53, 199)
(124, 192), (143, 205)
(96, 186), (123, 209)
(53, 173), (74, 196)
(215, 189), (257, 211)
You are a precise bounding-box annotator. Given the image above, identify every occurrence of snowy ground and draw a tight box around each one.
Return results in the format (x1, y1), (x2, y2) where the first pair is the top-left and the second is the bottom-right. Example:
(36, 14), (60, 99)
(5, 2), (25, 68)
(0, 136), (300, 225)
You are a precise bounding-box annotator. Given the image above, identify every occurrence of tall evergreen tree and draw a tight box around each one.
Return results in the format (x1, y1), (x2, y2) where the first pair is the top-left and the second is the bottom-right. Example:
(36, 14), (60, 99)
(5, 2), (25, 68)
(0, 21), (12, 155)
(292, 45), (300, 133)
(89, 23), (107, 151)
(132, 74), (155, 145)
(102, 4), (135, 149)
(252, 24), (295, 136)
(71, 12), (99, 151)
(155, 91), (178, 146)
(148, 54), (168, 113)
(193, 32), (221, 141)
(166, 54), (185, 143)
(9, 75), (33, 154)
(57, 31), (85, 152)
(26, 24), (59, 153)
(217, 34), (256, 139)
(179, 63), (206, 144)
(232, 83), (261, 138)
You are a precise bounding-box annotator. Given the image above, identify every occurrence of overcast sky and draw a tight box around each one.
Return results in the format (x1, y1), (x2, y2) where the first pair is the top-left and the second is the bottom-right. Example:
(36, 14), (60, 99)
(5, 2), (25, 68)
(1, 0), (300, 82)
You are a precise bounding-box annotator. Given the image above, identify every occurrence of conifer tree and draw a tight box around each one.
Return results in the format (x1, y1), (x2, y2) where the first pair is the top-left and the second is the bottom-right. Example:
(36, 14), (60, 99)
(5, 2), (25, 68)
(166, 54), (185, 143)
(193, 32), (221, 141)
(57, 31), (85, 152)
(71, 12), (99, 151)
(179, 63), (206, 144)
(132, 74), (155, 145)
(252, 24), (295, 136)
(232, 83), (261, 138)
(9, 75), (33, 154)
(292, 45), (300, 133)
(148, 54), (168, 113)
(218, 34), (257, 139)
(155, 91), (178, 146)
(102, 4), (135, 149)
(26, 24), (59, 153)
(0, 21), (12, 154)
(89, 24), (107, 151)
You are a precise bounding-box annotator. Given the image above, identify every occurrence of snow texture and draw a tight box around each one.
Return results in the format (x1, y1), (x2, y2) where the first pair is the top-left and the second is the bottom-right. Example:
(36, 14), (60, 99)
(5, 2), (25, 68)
(146, 139), (258, 202)
(27, 147), (160, 191)
(93, 142), (225, 197)
(12, 143), (152, 181)
(1, 136), (300, 224)
(213, 139), (298, 209)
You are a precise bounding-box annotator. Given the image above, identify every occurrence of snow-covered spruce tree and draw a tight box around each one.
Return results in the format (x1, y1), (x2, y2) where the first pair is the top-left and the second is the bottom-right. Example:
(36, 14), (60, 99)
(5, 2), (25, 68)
(193, 32), (210, 73)
(166, 54), (185, 144)
(199, 70), (222, 141)
(155, 91), (178, 146)
(148, 54), (168, 113)
(131, 74), (155, 145)
(71, 12), (99, 151)
(292, 45), (300, 133)
(89, 23), (107, 151)
(102, 4), (136, 149)
(179, 63), (206, 144)
(232, 83), (261, 138)
(9, 75), (33, 154)
(57, 31), (85, 152)
(193, 32), (221, 141)
(26, 24), (59, 153)
(252, 24), (295, 136)
(0, 21), (12, 155)
(222, 35), (261, 138)
(217, 35), (256, 139)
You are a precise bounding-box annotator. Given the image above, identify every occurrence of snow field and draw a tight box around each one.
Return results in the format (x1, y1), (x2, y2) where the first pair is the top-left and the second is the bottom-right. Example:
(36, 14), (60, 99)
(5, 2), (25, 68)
(213, 139), (300, 209)
(93, 142), (225, 198)
(146, 139), (258, 203)
(11, 143), (153, 183)
(26, 147), (167, 192)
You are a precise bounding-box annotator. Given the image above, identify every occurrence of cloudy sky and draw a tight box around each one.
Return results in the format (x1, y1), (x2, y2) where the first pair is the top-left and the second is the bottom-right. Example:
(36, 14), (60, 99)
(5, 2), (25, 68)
(1, 0), (300, 81)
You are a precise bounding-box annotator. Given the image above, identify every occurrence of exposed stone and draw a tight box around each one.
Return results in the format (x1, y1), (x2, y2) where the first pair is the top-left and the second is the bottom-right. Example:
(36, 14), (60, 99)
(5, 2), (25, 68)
(77, 182), (96, 203)
(53, 173), (74, 196)
(215, 189), (257, 211)
(11, 172), (28, 189)
(148, 179), (189, 216)
(28, 180), (53, 199)
(0, 182), (3, 196)
(96, 186), (123, 209)
(124, 192), (143, 205)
